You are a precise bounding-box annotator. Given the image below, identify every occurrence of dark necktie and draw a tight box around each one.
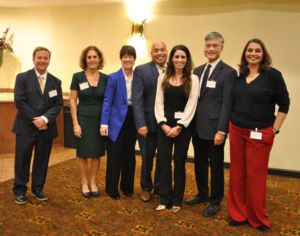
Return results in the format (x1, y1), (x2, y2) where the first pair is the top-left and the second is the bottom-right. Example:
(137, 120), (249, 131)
(200, 64), (211, 95)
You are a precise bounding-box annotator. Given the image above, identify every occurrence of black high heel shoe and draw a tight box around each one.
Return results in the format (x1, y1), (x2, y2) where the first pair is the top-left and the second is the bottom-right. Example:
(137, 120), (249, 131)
(91, 184), (99, 197)
(81, 184), (91, 198)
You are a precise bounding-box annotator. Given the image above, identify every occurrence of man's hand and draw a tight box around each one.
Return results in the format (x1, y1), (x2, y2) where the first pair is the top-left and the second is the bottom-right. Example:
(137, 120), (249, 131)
(38, 125), (48, 130)
(33, 117), (46, 128)
(214, 132), (225, 146)
(100, 127), (108, 136)
(161, 124), (172, 136)
(138, 126), (148, 137)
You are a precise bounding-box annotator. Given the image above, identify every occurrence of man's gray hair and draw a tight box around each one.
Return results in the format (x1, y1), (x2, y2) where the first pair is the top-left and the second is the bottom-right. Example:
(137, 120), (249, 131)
(205, 32), (224, 45)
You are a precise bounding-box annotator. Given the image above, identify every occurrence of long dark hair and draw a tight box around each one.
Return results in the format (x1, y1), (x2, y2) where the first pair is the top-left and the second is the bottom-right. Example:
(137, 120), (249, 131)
(239, 38), (272, 76)
(162, 45), (194, 97)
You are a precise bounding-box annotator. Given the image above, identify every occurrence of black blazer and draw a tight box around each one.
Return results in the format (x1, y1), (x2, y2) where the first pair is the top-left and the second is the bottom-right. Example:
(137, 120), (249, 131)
(193, 60), (237, 140)
(132, 61), (160, 133)
(12, 68), (63, 140)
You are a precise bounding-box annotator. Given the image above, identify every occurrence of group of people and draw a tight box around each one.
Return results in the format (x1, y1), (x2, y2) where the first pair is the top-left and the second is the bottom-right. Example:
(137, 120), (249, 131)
(12, 31), (290, 233)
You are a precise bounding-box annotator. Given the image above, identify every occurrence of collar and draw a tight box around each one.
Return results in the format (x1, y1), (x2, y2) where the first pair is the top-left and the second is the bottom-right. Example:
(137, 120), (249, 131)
(122, 68), (133, 83)
(206, 58), (221, 69)
(34, 68), (48, 80)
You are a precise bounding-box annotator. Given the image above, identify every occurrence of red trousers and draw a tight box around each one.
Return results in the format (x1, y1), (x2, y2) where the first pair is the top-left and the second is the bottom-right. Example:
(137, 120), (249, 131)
(228, 122), (274, 229)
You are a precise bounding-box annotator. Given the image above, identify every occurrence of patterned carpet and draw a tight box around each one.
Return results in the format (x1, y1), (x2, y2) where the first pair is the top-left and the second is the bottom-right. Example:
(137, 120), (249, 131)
(0, 154), (299, 236)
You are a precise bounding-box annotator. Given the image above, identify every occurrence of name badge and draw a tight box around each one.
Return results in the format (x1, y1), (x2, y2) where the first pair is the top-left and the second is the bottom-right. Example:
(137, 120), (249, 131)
(206, 80), (216, 88)
(79, 82), (89, 90)
(250, 128), (262, 140)
(49, 90), (58, 98)
(175, 112), (183, 119)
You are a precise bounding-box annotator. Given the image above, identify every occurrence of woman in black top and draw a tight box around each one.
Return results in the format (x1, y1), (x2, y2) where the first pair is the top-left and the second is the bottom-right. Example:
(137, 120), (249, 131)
(228, 39), (290, 232)
(155, 45), (199, 213)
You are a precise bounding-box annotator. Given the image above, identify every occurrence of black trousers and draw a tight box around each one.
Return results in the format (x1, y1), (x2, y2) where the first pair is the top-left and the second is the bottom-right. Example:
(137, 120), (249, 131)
(157, 119), (193, 206)
(105, 107), (136, 196)
(192, 134), (226, 205)
(138, 132), (161, 192)
(13, 132), (53, 196)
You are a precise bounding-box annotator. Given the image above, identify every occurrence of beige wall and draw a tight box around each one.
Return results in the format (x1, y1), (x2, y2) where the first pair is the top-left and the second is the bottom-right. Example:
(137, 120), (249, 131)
(1, 1), (299, 171)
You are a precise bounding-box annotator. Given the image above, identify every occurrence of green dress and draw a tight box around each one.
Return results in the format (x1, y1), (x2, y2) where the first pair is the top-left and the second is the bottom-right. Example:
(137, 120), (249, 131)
(70, 71), (108, 158)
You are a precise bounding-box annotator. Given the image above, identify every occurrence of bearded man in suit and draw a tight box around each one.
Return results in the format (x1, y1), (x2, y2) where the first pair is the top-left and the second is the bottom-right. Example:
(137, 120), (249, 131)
(185, 32), (237, 217)
(12, 46), (63, 204)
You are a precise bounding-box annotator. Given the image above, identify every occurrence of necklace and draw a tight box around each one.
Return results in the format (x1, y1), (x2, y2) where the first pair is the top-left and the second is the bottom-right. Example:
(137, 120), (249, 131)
(85, 71), (98, 77)
(249, 72), (258, 78)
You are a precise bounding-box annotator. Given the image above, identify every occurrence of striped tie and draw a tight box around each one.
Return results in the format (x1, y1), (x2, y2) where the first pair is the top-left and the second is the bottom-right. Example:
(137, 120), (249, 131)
(158, 66), (165, 73)
(38, 75), (45, 93)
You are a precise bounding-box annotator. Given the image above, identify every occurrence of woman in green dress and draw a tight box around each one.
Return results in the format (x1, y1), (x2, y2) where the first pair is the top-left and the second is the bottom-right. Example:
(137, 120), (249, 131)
(70, 46), (108, 198)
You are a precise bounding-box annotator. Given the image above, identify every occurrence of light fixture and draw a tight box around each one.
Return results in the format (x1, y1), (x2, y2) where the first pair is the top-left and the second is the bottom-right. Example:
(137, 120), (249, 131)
(130, 19), (146, 39)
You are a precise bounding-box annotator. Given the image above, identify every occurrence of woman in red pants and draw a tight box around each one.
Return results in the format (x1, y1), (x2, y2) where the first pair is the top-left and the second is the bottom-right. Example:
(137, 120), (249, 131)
(228, 38), (290, 232)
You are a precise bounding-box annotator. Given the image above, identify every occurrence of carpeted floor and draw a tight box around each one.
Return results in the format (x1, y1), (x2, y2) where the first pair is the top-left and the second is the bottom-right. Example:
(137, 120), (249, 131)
(0, 154), (299, 235)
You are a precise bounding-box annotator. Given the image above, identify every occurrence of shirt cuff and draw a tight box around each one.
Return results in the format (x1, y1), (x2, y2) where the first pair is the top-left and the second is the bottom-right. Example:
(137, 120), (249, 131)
(218, 131), (226, 135)
(41, 116), (48, 124)
(101, 124), (108, 128)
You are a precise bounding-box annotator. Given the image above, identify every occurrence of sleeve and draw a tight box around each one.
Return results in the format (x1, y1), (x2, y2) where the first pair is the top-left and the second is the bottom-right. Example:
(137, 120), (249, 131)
(271, 69), (290, 114)
(70, 73), (79, 90)
(132, 66), (147, 129)
(14, 74), (38, 121)
(100, 74), (115, 125)
(177, 74), (199, 128)
(154, 74), (167, 126)
(217, 69), (237, 133)
(43, 79), (64, 122)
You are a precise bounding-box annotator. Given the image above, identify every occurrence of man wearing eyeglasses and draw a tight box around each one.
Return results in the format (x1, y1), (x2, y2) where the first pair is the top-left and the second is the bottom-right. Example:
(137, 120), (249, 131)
(185, 32), (237, 217)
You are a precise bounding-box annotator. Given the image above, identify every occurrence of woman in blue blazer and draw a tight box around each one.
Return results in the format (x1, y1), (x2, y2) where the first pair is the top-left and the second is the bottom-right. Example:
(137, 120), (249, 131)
(100, 45), (137, 199)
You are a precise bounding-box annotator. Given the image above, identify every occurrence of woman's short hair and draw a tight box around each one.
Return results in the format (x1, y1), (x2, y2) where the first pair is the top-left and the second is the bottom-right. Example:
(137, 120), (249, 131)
(162, 45), (194, 97)
(33, 47), (51, 59)
(119, 45), (136, 59)
(79, 46), (105, 70)
(239, 38), (272, 76)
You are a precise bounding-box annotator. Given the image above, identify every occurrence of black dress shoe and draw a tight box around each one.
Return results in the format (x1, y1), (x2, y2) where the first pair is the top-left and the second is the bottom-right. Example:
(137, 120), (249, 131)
(110, 195), (120, 200)
(229, 220), (248, 226)
(15, 195), (27, 205)
(91, 184), (99, 197)
(257, 225), (269, 232)
(202, 204), (220, 217)
(185, 195), (209, 205)
(81, 185), (91, 198)
(124, 192), (132, 197)
(31, 189), (49, 201)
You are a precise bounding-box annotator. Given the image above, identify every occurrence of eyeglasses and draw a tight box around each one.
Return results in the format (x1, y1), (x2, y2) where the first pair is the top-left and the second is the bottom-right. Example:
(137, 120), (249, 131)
(205, 44), (221, 49)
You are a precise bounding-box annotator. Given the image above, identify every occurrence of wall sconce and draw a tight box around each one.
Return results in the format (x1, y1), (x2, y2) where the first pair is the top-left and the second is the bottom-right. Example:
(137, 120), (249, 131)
(130, 19), (146, 39)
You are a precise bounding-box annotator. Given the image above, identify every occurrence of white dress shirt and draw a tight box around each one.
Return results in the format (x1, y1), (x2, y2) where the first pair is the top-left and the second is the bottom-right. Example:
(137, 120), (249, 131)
(34, 68), (49, 124)
(122, 69), (133, 106)
(198, 58), (221, 97)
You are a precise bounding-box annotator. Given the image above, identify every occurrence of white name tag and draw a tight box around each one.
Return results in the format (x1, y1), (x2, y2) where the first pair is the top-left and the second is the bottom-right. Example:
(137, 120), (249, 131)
(250, 131), (262, 140)
(49, 90), (58, 98)
(206, 80), (216, 88)
(79, 82), (89, 90)
(175, 112), (183, 119)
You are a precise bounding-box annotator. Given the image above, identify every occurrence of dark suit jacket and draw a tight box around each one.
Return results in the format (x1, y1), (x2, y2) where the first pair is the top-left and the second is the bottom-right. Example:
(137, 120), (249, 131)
(193, 60), (237, 140)
(12, 68), (63, 140)
(132, 61), (159, 133)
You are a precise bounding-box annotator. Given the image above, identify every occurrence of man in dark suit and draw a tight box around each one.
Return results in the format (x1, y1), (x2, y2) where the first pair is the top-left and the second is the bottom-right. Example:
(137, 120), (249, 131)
(12, 47), (63, 204)
(132, 41), (167, 202)
(185, 32), (237, 216)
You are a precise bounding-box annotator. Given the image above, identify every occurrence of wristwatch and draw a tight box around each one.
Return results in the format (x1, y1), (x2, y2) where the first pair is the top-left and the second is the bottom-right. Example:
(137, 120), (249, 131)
(176, 125), (182, 132)
(272, 127), (280, 134)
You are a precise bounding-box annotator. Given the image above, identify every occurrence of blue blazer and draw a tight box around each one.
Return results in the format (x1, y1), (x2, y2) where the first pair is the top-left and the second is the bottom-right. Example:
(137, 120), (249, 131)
(101, 68), (131, 142)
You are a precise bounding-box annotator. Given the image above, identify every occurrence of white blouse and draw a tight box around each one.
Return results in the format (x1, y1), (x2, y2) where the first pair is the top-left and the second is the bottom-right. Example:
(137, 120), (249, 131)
(155, 73), (199, 128)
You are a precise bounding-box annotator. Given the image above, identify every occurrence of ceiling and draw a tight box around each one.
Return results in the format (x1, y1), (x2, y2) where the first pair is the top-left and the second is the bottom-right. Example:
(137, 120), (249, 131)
(0, 0), (125, 7)
(0, 0), (299, 8)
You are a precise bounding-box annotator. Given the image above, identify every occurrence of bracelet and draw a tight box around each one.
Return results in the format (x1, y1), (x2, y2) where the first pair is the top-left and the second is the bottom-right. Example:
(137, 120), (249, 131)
(272, 127), (280, 134)
(176, 125), (182, 132)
